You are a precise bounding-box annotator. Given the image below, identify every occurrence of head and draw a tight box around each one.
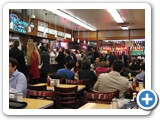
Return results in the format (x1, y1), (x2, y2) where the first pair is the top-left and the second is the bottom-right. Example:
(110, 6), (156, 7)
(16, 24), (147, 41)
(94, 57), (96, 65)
(111, 60), (124, 73)
(81, 60), (91, 70)
(26, 41), (41, 65)
(9, 57), (18, 77)
(99, 61), (106, 67)
(13, 40), (19, 48)
(64, 49), (70, 56)
(76, 60), (81, 68)
(95, 57), (100, 63)
(40, 45), (46, 52)
(65, 60), (75, 70)
(59, 47), (65, 52)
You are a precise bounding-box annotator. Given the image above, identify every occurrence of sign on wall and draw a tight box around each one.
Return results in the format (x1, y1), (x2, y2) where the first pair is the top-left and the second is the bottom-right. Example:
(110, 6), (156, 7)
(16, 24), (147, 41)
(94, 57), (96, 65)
(9, 14), (29, 34)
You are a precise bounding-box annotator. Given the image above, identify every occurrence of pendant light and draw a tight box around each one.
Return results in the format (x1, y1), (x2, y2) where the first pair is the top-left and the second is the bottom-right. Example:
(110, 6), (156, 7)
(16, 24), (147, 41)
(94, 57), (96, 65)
(71, 23), (74, 42)
(43, 12), (46, 36)
(54, 15), (57, 38)
(9, 9), (14, 29)
(64, 18), (66, 39)
(83, 28), (86, 44)
(28, 9), (31, 32)
(87, 31), (90, 45)
(77, 25), (80, 43)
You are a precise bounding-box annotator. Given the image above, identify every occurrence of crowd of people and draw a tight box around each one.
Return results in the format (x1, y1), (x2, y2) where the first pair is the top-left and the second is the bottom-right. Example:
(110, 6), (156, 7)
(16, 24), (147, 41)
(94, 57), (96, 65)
(9, 39), (145, 99)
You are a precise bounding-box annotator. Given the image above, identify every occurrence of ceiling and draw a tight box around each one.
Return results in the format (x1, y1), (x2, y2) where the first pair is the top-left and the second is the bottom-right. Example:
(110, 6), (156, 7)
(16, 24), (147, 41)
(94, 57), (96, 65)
(13, 9), (145, 31)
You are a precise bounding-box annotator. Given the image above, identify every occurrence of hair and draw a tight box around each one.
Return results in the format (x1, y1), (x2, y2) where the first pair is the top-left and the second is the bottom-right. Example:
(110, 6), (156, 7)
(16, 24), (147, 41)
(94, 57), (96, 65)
(112, 60), (124, 72)
(27, 41), (41, 66)
(65, 49), (70, 55)
(81, 60), (91, 70)
(9, 57), (18, 67)
(40, 45), (46, 52)
(66, 60), (75, 70)
(141, 63), (145, 71)
(13, 40), (19, 48)
(99, 61), (106, 67)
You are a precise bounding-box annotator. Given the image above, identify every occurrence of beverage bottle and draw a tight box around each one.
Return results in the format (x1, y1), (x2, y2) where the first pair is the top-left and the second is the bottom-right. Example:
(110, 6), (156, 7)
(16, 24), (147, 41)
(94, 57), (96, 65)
(47, 76), (50, 86)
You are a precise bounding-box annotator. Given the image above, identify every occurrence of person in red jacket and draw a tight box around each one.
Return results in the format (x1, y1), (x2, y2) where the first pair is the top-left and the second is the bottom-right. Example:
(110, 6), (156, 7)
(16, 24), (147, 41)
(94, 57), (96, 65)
(26, 41), (41, 84)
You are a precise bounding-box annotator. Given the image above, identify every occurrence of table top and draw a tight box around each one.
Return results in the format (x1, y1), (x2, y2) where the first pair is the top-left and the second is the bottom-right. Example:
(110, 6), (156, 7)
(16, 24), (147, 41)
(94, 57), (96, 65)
(22, 98), (53, 109)
(79, 103), (110, 109)
(33, 83), (85, 91)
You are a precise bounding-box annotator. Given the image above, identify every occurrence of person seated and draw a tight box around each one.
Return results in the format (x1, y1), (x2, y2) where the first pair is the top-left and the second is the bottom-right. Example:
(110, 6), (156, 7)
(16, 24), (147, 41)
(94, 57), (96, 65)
(9, 57), (27, 97)
(93, 60), (132, 98)
(78, 60), (97, 89)
(56, 60), (75, 80)
(93, 57), (101, 69)
(95, 61), (110, 76)
(134, 63), (145, 81)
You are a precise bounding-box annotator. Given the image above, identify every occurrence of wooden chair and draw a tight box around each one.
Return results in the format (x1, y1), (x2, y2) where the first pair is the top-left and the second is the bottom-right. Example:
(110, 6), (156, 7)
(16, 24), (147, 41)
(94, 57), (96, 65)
(54, 86), (78, 109)
(84, 90), (119, 104)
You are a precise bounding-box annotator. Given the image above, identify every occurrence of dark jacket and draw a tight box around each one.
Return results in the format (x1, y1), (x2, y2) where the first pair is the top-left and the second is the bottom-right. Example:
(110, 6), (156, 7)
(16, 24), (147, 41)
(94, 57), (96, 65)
(9, 47), (27, 75)
(40, 51), (50, 74)
(55, 52), (65, 69)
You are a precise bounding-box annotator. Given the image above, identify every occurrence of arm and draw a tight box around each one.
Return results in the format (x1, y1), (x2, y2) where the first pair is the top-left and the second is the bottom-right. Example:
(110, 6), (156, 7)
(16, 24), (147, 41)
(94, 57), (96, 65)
(10, 73), (27, 96)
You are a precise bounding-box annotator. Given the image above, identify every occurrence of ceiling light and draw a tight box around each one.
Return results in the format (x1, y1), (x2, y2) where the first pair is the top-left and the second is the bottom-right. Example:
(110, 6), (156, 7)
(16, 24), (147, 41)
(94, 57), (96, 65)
(47, 9), (96, 31)
(121, 26), (128, 30)
(107, 9), (124, 23)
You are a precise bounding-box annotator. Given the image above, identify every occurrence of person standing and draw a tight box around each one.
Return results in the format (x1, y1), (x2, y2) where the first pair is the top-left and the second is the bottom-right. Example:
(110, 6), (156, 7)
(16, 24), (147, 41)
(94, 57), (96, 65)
(9, 57), (27, 97)
(39, 46), (50, 83)
(26, 41), (41, 85)
(55, 47), (65, 70)
(9, 40), (27, 76)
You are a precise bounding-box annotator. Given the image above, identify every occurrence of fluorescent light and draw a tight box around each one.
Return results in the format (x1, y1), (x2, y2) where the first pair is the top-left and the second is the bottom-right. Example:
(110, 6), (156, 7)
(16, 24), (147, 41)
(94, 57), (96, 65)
(47, 9), (96, 31)
(107, 9), (124, 23)
(121, 26), (128, 30)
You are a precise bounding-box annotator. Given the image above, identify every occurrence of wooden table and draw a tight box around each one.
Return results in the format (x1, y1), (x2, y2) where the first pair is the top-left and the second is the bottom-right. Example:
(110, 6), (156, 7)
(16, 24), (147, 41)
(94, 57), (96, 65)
(22, 98), (53, 109)
(33, 83), (85, 91)
(79, 103), (110, 109)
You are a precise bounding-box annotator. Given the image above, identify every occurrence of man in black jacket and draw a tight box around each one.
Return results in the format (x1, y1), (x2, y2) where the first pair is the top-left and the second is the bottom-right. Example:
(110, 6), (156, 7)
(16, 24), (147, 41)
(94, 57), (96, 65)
(9, 40), (27, 76)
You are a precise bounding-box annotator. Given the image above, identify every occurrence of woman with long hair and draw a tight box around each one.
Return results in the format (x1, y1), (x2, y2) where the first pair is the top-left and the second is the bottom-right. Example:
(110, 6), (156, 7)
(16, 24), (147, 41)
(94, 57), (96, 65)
(27, 41), (41, 84)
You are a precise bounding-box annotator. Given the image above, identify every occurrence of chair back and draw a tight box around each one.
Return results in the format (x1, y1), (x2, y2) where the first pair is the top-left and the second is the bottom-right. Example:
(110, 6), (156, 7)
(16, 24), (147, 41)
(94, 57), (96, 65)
(27, 89), (53, 100)
(84, 90), (119, 104)
(65, 79), (84, 85)
(27, 84), (46, 91)
(54, 86), (78, 109)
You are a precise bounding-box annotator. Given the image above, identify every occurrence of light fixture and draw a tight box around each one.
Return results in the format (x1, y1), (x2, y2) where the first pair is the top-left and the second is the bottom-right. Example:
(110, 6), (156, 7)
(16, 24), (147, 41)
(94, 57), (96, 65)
(9, 9), (14, 29)
(43, 12), (46, 36)
(87, 31), (90, 45)
(71, 23), (74, 42)
(28, 9), (31, 32)
(107, 9), (124, 23)
(31, 9), (36, 19)
(77, 26), (80, 43)
(47, 9), (96, 31)
(64, 18), (66, 39)
(54, 15), (57, 38)
(83, 28), (86, 44)
(121, 26), (128, 30)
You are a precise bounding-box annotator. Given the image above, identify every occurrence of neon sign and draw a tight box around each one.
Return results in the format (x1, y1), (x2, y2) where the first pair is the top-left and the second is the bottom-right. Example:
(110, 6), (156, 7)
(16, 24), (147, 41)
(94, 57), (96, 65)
(10, 14), (29, 34)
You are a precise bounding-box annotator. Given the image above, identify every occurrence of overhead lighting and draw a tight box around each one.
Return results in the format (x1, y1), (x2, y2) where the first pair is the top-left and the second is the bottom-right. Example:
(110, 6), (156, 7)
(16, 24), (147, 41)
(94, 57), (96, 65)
(107, 9), (124, 23)
(47, 9), (96, 31)
(121, 26), (128, 30)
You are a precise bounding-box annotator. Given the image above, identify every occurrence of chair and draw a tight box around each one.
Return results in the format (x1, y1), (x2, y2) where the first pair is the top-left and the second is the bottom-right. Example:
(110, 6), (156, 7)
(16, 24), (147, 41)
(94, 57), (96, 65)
(27, 89), (53, 100)
(27, 84), (47, 91)
(84, 90), (119, 104)
(54, 86), (78, 109)
(65, 79), (84, 85)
